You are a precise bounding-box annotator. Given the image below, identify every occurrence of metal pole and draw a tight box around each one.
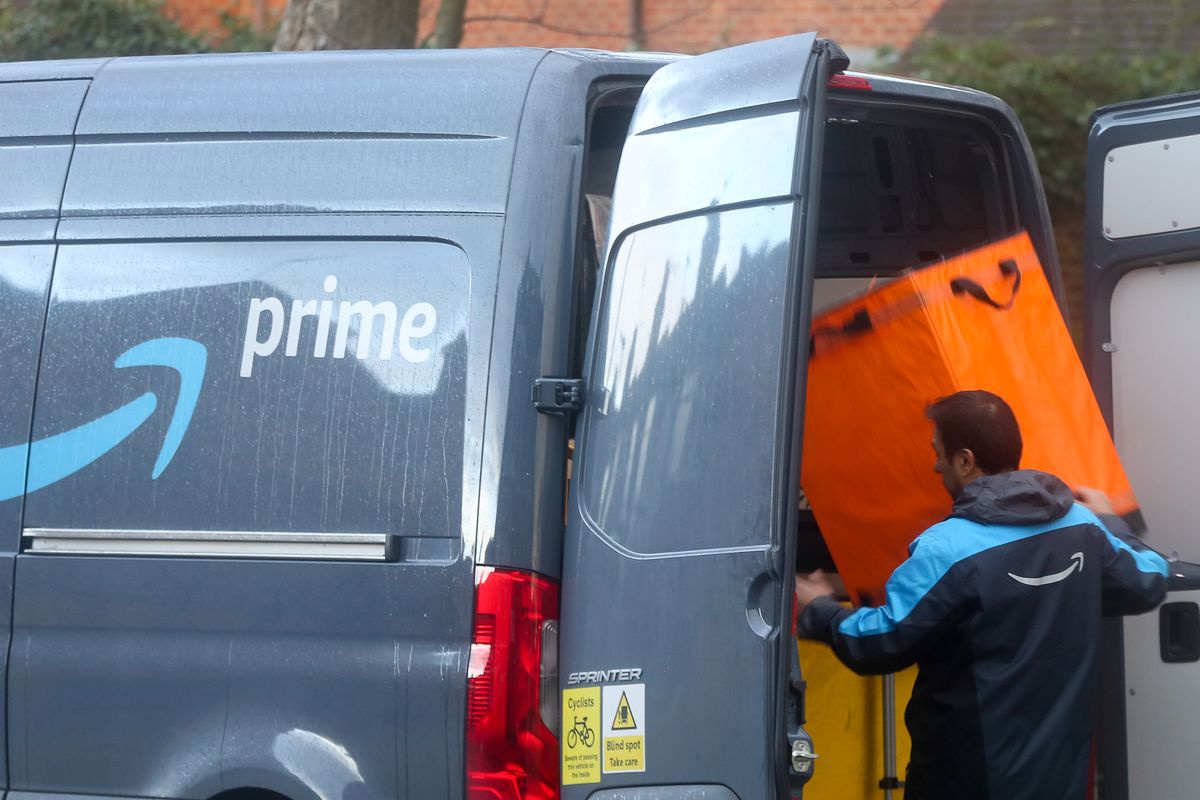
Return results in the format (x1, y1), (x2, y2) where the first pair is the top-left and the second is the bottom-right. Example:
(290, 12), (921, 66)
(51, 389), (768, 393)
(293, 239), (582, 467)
(882, 673), (897, 800)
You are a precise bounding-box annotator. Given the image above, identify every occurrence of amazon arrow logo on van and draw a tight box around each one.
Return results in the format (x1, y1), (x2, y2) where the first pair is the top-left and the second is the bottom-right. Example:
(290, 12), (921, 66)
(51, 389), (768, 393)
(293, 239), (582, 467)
(1008, 552), (1084, 587)
(0, 337), (207, 502)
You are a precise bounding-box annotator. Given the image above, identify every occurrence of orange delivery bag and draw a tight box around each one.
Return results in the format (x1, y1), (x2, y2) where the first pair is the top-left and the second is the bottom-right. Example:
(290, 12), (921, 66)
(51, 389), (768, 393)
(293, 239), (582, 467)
(800, 231), (1140, 605)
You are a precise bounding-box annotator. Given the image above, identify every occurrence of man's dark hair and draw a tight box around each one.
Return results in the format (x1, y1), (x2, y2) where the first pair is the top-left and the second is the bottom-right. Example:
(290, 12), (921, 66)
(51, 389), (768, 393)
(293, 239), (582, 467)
(925, 390), (1022, 474)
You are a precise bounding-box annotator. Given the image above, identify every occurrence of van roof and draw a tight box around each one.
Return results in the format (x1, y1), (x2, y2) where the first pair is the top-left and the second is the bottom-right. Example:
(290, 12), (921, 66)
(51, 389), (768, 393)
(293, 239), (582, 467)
(0, 56), (110, 81)
(63, 49), (556, 138)
(0, 48), (674, 138)
(1, 49), (1005, 137)
(0, 47), (674, 81)
(0, 48), (668, 221)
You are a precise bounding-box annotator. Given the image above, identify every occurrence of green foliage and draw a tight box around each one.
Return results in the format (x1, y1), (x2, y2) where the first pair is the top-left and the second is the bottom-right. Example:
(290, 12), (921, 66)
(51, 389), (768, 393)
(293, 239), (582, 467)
(893, 37), (1200, 214)
(211, 9), (277, 53)
(0, 0), (274, 62)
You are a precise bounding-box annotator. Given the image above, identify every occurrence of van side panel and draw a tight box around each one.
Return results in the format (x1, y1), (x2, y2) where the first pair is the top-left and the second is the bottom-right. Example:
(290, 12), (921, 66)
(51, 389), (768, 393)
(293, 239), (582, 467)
(12, 239), (476, 799)
(0, 247), (53, 535)
(0, 245), (54, 794)
(0, 81), (87, 233)
(0, 78), (90, 793)
(23, 240), (470, 532)
(9, 51), (534, 800)
(477, 52), (662, 576)
(476, 52), (591, 576)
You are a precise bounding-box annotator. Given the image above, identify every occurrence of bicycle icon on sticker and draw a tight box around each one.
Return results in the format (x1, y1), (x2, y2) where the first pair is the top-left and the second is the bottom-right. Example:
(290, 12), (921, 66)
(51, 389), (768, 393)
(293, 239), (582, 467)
(566, 715), (596, 748)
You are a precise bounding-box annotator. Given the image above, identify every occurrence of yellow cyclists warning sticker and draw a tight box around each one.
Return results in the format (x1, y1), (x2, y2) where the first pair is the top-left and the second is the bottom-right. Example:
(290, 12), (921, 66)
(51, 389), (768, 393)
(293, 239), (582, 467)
(561, 687), (601, 785)
(602, 683), (645, 773)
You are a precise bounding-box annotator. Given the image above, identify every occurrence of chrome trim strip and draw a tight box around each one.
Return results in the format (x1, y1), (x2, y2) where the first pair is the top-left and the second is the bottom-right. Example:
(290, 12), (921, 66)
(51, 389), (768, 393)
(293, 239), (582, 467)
(23, 528), (388, 561)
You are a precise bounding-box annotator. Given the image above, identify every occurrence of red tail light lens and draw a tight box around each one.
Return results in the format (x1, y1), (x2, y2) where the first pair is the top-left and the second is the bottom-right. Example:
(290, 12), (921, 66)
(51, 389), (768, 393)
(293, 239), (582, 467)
(467, 566), (560, 800)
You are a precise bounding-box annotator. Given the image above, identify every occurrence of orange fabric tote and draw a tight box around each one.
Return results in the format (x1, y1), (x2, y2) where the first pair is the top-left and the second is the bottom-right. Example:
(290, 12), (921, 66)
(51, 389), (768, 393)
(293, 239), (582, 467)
(800, 231), (1139, 605)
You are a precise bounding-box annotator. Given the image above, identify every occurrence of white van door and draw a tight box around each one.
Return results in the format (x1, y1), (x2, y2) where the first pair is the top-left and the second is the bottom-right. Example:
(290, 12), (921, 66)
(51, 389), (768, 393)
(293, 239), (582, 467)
(1085, 91), (1200, 800)
(558, 34), (835, 800)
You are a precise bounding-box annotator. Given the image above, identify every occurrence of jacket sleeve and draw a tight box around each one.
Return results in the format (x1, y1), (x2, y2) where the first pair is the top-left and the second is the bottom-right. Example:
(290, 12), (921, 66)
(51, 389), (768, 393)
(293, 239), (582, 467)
(797, 534), (965, 675)
(1095, 512), (1169, 616)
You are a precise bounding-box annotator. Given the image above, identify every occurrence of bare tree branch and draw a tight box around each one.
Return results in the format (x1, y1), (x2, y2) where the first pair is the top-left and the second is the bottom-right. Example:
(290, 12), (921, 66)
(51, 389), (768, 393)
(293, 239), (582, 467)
(644, 2), (712, 35)
(462, 14), (625, 38)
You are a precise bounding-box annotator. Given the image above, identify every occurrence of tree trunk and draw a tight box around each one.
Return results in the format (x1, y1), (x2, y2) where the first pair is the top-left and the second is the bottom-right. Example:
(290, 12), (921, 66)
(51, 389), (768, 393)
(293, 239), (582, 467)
(628, 0), (644, 50)
(431, 0), (466, 48)
(274, 0), (420, 51)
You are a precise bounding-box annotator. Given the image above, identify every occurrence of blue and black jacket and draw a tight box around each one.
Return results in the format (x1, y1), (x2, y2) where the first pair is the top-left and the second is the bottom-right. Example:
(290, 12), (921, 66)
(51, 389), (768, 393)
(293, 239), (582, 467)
(798, 470), (1168, 800)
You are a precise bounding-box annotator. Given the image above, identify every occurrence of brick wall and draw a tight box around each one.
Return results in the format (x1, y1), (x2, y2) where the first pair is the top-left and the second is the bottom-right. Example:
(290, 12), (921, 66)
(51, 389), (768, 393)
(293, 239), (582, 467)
(162, 0), (286, 34)
(451, 0), (944, 56)
(168, 0), (945, 58)
(1054, 212), (1086, 347)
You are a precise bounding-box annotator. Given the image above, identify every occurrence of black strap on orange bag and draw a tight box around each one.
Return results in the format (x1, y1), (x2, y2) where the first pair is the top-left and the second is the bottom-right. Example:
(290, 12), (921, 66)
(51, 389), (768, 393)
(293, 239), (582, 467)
(950, 258), (1021, 310)
(809, 307), (873, 354)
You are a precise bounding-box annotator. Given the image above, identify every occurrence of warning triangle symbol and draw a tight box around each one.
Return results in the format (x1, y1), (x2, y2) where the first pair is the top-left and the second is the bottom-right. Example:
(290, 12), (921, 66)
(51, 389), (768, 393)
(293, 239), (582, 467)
(611, 691), (637, 730)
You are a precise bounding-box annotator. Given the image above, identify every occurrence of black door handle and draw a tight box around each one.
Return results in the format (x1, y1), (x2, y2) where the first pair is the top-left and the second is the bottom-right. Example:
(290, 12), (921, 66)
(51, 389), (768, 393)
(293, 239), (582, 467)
(1160, 601), (1200, 663)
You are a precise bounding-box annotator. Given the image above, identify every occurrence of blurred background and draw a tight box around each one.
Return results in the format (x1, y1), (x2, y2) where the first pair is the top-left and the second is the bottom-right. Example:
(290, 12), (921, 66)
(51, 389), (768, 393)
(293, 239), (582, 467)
(3, 0), (1200, 341)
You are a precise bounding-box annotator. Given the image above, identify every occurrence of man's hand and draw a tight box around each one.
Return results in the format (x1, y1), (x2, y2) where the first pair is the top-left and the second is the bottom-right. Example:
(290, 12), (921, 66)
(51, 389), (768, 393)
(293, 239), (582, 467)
(1073, 486), (1115, 516)
(795, 569), (837, 616)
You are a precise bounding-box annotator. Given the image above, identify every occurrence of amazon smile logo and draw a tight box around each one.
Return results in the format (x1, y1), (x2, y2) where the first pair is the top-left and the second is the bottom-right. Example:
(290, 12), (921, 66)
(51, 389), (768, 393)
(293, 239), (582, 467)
(0, 337), (207, 502)
(1008, 552), (1084, 587)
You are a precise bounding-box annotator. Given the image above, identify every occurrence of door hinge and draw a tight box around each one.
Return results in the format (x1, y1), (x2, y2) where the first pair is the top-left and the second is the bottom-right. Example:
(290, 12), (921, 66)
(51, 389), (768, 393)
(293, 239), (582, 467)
(532, 378), (585, 415)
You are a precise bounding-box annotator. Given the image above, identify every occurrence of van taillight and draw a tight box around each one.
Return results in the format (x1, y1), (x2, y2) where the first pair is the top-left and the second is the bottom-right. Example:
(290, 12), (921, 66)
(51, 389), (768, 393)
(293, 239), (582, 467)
(467, 566), (560, 800)
(827, 74), (872, 91)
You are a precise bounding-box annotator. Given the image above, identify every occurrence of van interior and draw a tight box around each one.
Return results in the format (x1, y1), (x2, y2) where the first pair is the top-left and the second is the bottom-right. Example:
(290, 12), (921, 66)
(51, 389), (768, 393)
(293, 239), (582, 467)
(568, 83), (1023, 579)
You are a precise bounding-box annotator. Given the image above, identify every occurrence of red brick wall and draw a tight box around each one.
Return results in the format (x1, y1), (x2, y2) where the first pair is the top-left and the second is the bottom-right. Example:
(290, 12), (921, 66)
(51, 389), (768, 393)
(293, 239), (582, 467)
(454, 0), (944, 54)
(169, 0), (944, 56)
(163, 0), (286, 34)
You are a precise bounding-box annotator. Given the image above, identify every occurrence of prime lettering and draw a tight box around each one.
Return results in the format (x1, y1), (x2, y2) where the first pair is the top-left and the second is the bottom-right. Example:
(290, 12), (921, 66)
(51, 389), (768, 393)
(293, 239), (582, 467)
(240, 274), (437, 377)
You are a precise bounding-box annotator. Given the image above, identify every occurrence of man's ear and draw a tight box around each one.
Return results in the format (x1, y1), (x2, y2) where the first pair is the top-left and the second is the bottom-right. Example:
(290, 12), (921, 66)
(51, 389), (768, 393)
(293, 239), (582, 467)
(954, 448), (977, 476)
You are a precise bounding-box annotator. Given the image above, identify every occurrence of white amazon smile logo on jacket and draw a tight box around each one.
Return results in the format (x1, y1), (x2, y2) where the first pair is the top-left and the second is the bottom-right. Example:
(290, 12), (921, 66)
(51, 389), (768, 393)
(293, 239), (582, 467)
(1009, 552), (1084, 586)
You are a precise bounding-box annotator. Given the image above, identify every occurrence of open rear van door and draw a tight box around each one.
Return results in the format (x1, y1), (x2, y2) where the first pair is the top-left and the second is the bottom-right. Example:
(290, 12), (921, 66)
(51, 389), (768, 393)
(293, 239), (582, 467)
(1085, 92), (1200, 800)
(557, 34), (835, 800)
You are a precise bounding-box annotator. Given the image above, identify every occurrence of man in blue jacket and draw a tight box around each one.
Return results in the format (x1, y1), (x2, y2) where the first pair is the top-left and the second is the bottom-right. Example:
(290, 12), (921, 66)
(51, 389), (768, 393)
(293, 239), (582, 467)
(796, 390), (1168, 800)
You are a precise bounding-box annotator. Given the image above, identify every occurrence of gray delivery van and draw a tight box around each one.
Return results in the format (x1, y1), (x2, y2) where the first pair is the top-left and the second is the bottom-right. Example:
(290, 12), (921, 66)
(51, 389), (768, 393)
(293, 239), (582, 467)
(0, 31), (1196, 800)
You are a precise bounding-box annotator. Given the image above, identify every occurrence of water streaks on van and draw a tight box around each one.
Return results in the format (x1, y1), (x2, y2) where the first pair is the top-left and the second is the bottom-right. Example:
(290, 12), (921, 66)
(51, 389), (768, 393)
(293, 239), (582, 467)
(0, 337), (207, 501)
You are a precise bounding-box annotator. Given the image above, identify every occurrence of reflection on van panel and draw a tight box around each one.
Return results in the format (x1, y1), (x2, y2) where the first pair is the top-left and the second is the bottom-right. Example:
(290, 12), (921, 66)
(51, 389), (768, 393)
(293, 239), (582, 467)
(28, 240), (468, 534)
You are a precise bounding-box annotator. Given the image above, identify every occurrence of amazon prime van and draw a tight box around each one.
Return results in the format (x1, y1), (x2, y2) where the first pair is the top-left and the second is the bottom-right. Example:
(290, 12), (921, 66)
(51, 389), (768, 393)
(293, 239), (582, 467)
(0, 33), (1196, 800)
